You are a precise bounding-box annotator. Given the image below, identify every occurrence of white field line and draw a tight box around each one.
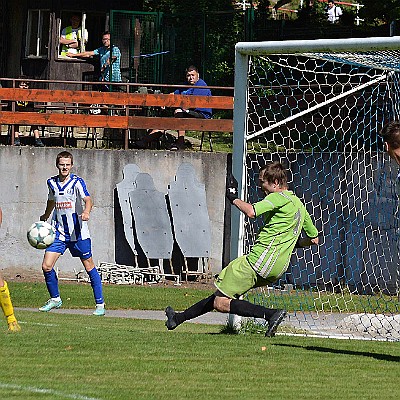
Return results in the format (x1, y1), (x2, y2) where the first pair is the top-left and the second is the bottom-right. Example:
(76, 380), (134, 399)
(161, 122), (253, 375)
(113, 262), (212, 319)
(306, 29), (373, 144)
(0, 382), (102, 400)
(18, 321), (59, 327)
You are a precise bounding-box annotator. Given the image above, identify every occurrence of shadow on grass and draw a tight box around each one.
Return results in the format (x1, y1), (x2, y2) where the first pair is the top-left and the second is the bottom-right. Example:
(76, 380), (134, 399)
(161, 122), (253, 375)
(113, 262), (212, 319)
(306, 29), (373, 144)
(272, 343), (400, 363)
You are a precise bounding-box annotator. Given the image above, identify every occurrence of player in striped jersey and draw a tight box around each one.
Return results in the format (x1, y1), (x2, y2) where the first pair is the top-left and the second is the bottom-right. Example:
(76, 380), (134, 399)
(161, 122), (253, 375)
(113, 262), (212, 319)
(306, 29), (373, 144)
(38, 151), (105, 316)
(165, 162), (319, 337)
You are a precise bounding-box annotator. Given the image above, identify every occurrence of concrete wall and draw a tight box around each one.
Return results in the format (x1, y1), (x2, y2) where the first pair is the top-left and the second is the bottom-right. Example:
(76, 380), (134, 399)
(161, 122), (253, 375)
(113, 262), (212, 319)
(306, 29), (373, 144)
(0, 146), (229, 277)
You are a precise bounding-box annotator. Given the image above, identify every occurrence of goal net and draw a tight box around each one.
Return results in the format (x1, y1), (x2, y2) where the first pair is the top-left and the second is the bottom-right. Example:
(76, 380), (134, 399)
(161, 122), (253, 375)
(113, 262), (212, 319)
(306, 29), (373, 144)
(232, 37), (400, 341)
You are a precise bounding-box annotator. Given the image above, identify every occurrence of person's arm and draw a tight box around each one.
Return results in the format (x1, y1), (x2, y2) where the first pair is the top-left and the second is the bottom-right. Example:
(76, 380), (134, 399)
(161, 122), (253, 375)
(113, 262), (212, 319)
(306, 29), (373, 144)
(232, 198), (256, 218)
(296, 236), (319, 248)
(60, 36), (78, 46)
(101, 56), (117, 72)
(66, 50), (95, 58)
(296, 209), (319, 247)
(59, 27), (79, 48)
(226, 173), (256, 218)
(81, 196), (93, 221)
(40, 200), (55, 221)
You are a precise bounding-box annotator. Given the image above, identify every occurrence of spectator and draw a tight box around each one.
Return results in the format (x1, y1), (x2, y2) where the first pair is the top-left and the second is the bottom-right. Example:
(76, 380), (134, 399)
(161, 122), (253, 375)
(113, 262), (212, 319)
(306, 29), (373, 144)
(12, 78), (44, 147)
(60, 13), (88, 57)
(326, 0), (342, 24)
(133, 65), (212, 151)
(67, 31), (121, 89)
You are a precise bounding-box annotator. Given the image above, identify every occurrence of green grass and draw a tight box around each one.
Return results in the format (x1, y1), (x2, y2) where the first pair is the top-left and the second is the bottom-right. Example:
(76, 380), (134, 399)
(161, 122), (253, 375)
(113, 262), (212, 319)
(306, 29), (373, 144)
(3, 282), (400, 399)
(10, 282), (400, 315)
(9, 281), (214, 311)
(185, 130), (233, 153)
(1, 310), (399, 400)
(249, 289), (400, 314)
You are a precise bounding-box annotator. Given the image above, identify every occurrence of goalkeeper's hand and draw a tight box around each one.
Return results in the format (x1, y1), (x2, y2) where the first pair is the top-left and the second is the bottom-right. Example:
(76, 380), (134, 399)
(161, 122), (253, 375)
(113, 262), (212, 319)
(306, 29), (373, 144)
(295, 237), (319, 248)
(226, 173), (239, 204)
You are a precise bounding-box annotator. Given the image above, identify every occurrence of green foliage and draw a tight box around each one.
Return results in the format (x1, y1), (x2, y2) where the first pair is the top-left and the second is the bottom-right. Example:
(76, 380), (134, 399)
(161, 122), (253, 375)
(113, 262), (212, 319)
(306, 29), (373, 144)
(143, 0), (234, 13)
(360, 0), (400, 24)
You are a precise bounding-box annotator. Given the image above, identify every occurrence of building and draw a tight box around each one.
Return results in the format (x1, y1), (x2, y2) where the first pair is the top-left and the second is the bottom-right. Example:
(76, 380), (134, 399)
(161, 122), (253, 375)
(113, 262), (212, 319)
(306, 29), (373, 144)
(0, 1), (143, 87)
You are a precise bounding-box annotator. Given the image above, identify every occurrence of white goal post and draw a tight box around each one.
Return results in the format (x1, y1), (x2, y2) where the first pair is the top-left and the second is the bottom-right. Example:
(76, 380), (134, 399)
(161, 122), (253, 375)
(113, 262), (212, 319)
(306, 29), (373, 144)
(231, 36), (400, 340)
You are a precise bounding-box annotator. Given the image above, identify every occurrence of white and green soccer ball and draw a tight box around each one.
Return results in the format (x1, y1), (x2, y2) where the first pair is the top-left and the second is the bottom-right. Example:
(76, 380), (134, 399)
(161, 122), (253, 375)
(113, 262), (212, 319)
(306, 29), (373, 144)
(27, 221), (56, 249)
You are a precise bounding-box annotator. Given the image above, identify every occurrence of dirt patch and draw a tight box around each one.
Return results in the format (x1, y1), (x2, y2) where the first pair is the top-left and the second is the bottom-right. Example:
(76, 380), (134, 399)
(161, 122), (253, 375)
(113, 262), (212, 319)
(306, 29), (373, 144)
(1, 266), (43, 282)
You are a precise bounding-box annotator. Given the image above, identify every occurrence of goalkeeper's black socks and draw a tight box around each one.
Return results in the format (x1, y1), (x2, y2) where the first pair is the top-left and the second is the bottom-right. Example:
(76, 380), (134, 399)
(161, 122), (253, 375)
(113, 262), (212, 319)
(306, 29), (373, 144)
(229, 299), (276, 320)
(174, 294), (216, 325)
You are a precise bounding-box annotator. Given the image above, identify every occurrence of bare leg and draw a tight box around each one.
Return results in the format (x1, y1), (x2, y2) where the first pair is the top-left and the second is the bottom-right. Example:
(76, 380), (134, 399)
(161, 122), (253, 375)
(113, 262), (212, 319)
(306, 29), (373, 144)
(33, 128), (44, 147)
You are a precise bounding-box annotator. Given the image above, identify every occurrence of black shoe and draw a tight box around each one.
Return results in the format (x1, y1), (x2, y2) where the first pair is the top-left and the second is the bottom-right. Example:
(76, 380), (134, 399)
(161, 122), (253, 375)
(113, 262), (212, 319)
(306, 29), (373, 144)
(168, 142), (185, 151)
(34, 138), (44, 147)
(14, 138), (21, 146)
(165, 306), (178, 330)
(265, 309), (287, 337)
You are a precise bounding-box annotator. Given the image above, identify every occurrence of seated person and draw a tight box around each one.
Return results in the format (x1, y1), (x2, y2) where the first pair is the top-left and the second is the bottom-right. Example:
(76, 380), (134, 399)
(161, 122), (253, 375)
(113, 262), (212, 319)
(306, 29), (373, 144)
(133, 65), (212, 151)
(12, 78), (44, 147)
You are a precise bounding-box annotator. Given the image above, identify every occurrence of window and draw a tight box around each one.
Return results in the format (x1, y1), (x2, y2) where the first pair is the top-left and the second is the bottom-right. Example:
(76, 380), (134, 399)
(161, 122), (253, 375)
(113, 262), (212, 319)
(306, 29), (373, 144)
(58, 11), (88, 59)
(25, 9), (50, 58)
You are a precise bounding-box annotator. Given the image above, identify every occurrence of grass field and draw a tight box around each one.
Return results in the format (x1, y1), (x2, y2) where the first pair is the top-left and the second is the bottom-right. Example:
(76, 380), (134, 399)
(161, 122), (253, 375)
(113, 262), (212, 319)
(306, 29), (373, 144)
(1, 282), (400, 399)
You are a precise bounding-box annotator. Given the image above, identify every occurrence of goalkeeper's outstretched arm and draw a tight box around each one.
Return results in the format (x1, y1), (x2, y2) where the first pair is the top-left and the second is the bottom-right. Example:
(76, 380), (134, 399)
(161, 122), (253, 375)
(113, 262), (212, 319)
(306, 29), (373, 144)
(226, 173), (256, 218)
(231, 198), (256, 218)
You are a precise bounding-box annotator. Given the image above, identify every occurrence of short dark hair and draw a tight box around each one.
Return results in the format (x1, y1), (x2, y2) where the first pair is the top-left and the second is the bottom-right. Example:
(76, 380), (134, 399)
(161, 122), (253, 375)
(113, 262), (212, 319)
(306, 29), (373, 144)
(259, 162), (288, 187)
(56, 151), (73, 166)
(186, 65), (198, 73)
(380, 121), (400, 150)
(102, 31), (111, 37)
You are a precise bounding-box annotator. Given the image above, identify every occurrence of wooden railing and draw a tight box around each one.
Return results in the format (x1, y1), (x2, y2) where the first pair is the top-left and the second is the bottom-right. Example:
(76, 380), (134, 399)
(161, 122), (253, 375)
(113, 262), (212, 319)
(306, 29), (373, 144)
(0, 80), (234, 149)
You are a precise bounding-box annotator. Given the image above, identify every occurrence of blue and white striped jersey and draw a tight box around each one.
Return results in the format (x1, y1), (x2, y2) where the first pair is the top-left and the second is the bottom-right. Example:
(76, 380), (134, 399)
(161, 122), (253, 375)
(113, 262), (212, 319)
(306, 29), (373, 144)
(47, 173), (91, 242)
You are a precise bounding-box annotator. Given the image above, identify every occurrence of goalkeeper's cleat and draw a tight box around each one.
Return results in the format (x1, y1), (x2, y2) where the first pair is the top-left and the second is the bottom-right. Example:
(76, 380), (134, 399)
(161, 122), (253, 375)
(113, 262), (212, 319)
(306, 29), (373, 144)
(39, 299), (62, 312)
(165, 306), (178, 330)
(8, 320), (21, 332)
(93, 305), (105, 316)
(265, 309), (287, 337)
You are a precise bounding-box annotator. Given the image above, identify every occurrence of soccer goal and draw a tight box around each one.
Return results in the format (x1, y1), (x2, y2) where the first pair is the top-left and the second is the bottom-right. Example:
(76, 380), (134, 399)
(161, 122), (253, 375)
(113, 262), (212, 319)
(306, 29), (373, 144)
(231, 36), (400, 341)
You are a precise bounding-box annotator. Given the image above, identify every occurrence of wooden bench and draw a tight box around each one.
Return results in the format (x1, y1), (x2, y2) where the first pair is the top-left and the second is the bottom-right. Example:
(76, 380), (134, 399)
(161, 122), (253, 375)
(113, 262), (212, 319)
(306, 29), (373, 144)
(0, 88), (233, 149)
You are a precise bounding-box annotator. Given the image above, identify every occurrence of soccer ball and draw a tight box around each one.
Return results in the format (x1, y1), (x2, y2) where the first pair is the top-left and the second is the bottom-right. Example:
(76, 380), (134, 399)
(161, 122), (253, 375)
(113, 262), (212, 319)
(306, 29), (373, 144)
(27, 221), (56, 249)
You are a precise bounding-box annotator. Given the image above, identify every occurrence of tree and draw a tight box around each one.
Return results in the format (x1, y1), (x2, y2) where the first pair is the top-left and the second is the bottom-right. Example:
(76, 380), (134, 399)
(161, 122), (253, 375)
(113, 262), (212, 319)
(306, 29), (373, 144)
(359, 0), (400, 25)
(143, 0), (234, 13)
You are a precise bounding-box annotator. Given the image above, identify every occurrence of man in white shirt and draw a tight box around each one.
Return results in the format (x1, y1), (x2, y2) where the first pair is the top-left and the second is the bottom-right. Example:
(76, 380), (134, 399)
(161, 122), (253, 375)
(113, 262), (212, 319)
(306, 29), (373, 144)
(327, 0), (343, 24)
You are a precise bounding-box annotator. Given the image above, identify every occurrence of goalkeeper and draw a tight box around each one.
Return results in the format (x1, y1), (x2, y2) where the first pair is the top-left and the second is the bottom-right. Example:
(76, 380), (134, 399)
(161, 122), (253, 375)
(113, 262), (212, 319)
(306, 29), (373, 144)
(380, 121), (400, 165)
(165, 162), (319, 337)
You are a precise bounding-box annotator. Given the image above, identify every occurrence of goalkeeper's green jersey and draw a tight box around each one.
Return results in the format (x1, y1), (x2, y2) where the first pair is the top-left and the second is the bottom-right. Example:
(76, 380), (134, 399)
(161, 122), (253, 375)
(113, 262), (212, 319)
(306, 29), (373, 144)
(246, 190), (318, 280)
